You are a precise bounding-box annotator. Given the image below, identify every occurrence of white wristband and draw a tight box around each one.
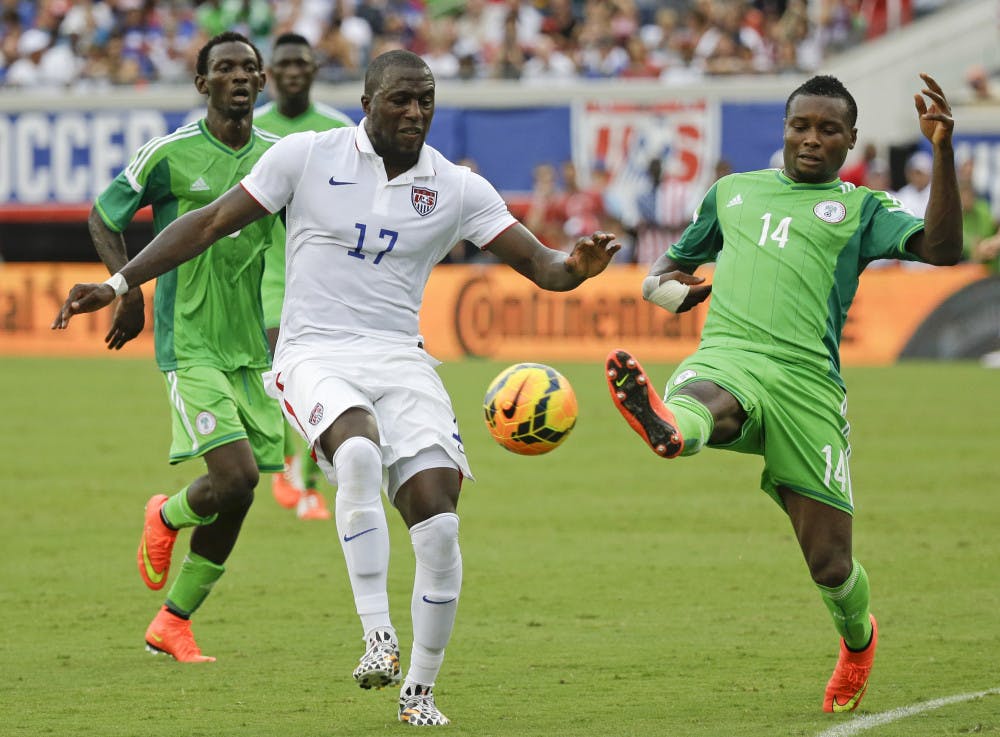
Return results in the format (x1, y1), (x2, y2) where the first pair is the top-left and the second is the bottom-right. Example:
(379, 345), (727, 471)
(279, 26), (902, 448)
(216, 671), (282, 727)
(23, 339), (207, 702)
(103, 272), (129, 297)
(642, 275), (690, 313)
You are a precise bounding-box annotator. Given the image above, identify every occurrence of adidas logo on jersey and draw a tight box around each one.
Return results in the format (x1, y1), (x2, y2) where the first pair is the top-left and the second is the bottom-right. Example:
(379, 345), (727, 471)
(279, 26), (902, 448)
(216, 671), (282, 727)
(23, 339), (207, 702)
(726, 194), (743, 208)
(190, 177), (210, 192)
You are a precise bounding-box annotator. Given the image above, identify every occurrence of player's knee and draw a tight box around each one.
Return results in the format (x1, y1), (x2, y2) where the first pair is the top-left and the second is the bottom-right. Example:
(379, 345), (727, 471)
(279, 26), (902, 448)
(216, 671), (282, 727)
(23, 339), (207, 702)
(332, 436), (383, 502)
(410, 512), (461, 572)
(807, 551), (853, 588)
(207, 466), (259, 512)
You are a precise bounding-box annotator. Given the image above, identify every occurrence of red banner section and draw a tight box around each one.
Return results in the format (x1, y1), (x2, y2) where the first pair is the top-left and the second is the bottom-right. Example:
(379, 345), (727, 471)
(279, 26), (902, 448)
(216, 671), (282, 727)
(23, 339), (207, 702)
(1, 262), (989, 364)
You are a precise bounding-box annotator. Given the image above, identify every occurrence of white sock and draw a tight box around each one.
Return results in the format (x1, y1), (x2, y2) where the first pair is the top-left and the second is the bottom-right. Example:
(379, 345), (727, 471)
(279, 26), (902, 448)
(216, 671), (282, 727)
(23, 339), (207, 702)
(333, 436), (392, 636)
(405, 512), (461, 688)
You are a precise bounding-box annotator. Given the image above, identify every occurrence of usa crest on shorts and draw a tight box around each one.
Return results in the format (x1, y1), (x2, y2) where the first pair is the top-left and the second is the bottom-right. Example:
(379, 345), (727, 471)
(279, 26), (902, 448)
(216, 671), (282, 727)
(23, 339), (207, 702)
(411, 186), (437, 216)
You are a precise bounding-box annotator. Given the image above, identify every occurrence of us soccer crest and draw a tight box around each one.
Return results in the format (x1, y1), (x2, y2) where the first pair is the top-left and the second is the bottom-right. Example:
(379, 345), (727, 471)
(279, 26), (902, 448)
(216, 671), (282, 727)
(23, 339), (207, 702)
(411, 186), (437, 216)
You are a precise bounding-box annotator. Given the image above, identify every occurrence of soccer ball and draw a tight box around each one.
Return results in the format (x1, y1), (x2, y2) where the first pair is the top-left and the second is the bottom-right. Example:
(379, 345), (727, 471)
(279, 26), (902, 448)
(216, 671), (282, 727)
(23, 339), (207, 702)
(482, 363), (578, 455)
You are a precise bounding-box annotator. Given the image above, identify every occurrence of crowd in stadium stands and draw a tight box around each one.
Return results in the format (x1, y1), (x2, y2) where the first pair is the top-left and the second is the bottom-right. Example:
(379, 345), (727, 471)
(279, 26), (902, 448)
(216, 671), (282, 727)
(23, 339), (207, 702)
(0, 0), (958, 89)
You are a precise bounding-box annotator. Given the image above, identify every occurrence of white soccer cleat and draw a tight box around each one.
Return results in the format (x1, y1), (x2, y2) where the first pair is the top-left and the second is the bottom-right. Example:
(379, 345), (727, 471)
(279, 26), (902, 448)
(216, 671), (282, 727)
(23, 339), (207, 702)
(353, 628), (401, 690)
(398, 683), (450, 726)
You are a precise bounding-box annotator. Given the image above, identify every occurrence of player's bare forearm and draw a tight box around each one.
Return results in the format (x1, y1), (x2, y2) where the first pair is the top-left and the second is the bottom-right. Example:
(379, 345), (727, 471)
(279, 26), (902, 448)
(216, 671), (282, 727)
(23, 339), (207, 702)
(907, 73), (962, 265)
(89, 208), (131, 274)
(918, 143), (963, 266)
(488, 225), (619, 291)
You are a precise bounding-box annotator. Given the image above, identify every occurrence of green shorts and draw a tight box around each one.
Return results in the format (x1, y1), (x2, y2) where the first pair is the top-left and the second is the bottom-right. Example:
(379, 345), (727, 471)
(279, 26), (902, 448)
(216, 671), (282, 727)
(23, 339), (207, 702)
(261, 222), (286, 330)
(163, 365), (284, 472)
(667, 347), (854, 514)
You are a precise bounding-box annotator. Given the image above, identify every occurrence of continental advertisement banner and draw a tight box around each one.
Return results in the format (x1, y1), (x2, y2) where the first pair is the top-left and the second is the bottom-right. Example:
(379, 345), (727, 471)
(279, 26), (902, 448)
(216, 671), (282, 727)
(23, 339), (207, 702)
(1, 262), (993, 364)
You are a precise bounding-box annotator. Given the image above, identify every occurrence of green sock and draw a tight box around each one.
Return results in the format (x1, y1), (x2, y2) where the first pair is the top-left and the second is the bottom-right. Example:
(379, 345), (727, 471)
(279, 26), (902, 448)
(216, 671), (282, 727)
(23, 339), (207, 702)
(666, 395), (715, 456)
(302, 449), (322, 490)
(818, 558), (873, 650)
(165, 552), (225, 617)
(283, 421), (298, 459)
(161, 485), (218, 529)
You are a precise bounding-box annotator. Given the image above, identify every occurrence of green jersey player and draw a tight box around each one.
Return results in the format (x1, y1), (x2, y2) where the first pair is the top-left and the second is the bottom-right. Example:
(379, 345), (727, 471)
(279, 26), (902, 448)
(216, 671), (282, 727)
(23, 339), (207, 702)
(254, 32), (352, 521)
(606, 74), (962, 713)
(79, 32), (283, 662)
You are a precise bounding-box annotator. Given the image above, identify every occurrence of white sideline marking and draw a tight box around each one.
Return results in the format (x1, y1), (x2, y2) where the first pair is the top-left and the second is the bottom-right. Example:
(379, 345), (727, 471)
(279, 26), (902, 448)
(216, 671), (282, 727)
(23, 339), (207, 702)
(814, 688), (1000, 737)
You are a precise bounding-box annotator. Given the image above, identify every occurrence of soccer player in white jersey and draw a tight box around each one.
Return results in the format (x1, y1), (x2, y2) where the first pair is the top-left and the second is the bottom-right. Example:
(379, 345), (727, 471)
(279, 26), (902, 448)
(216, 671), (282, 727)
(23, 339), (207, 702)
(53, 49), (621, 726)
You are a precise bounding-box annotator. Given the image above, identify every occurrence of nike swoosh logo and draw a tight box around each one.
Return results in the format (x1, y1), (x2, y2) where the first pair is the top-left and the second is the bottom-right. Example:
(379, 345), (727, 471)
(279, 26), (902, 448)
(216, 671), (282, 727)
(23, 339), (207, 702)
(328, 177), (356, 186)
(832, 683), (868, 712)
(421, 595), (457, 605)
(141, 540), (166, 584)
(148, 632), (163, 643)
(343, 527), (377, 542)
(502, 379), (528, 419)
(615, 374), (628, 387)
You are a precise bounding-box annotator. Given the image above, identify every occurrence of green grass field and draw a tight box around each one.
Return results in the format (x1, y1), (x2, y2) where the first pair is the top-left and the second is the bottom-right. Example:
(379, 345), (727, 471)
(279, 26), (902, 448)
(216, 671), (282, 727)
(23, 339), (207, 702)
(1, 356), (998, 737)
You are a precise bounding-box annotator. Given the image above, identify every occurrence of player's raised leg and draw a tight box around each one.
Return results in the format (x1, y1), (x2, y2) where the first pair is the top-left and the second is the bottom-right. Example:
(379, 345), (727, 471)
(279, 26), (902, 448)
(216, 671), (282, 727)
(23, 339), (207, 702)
(606, 349), (684, 457)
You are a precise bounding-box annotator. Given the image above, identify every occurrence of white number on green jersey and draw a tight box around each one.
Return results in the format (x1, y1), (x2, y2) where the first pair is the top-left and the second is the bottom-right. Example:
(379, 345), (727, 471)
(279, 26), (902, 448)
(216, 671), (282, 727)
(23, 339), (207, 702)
(758, 213), (792, 249)
(821, 444), (852, 501)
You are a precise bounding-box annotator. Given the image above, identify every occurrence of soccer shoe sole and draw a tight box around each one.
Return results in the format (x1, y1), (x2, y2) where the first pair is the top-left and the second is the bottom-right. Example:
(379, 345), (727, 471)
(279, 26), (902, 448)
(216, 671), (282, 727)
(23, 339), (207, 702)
(606, 349), (683, 458)
(356, 670), (401, 690)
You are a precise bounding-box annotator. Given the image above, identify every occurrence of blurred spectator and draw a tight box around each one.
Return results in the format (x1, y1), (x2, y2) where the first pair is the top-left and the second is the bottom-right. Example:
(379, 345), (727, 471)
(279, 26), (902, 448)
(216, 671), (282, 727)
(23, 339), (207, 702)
(520, 32), (576, 84)
(523, 162), (566, 249)
(896, 150), (932, 217)
(632, 157), (700, 265)
(491, 7), (524, 79)
(959, 178), (997, 264)
(864, 157), (891, 192)
(959, 64), (1000, 105)
(315, 14), (359, 81)
(839, 142), (878, 186)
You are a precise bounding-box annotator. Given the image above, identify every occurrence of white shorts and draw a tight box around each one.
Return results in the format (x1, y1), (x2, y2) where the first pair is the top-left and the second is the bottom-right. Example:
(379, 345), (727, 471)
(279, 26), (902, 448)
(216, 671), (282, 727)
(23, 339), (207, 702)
(263, 343), (473, 499)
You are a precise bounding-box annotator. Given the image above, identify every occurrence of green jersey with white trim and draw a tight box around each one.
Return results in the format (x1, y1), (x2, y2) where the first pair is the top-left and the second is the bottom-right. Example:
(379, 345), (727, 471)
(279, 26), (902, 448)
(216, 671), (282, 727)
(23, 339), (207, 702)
(94, 119), (281, 372)
(253, 101), (352, 137)
(668, 169), (924, 382)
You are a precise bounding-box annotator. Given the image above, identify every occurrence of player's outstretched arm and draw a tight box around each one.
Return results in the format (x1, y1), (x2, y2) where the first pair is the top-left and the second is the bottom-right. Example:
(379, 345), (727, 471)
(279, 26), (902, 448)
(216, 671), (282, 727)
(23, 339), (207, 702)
(486, 223), (620, 291)
(907, 72), (963, 266)
(52, 185), (270, 330)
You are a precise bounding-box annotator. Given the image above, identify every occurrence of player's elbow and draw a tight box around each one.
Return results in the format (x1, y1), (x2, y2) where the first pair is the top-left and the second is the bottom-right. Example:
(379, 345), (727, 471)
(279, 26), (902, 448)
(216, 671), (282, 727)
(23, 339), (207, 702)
(924, 243), (963, 266)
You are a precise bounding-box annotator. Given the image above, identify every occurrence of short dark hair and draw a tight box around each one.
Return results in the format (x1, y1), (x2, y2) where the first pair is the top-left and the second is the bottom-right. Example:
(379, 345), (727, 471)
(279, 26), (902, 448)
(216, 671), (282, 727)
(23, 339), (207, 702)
(785, 75), (858, 127)
(196, 31), (262, 76)
(273, 32), (311, 50)
(364, 49), (430, 97)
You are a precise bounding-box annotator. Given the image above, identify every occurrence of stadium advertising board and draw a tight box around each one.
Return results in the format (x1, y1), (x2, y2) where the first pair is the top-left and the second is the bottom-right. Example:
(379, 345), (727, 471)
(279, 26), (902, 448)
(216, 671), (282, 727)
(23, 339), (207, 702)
(2, 262), (988, 364)
(0, 110), (190, 206)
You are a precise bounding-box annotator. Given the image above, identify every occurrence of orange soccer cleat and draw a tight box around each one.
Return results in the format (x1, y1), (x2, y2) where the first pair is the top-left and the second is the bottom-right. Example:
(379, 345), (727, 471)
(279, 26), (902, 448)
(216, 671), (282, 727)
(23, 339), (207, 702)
(272, 456), (304, 509)
(137, 494), (178, 591)
(144, 606), (216, 663)
(824, 614), (878, 713)
(605, 349), (684, 458)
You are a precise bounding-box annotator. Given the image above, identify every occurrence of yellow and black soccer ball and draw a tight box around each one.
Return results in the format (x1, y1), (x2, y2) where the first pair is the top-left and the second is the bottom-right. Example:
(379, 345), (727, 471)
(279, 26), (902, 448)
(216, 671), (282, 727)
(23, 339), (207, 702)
(483, 363), (578, 455)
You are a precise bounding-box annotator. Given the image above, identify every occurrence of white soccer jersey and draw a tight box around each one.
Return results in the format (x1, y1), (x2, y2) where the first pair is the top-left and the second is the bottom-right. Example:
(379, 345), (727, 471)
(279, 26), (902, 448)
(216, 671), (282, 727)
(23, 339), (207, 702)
(241, 122), (517, 358)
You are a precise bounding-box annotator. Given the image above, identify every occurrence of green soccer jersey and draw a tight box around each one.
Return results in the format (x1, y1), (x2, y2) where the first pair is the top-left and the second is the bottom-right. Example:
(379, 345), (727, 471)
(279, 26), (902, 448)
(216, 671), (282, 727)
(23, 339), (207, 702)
(253, 101), (352, 136)
(94, 119), (282, 372)
(669, 169), (925, 381)
(253, 102), (352, 329)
